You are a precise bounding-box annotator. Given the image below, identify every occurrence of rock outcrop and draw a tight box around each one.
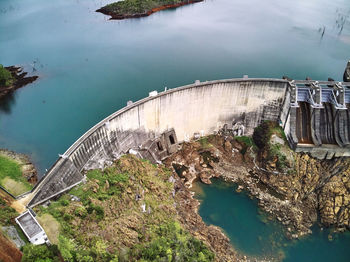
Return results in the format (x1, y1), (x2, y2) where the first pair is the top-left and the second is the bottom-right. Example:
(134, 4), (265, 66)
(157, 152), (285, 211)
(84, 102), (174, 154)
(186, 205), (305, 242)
(165, 128), (350, 239)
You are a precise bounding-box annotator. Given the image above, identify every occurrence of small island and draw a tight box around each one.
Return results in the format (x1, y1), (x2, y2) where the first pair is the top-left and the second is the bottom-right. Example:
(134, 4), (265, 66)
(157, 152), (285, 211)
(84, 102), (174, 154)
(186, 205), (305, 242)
(97, 0), (203, 20)
(0, 65), (38, 99)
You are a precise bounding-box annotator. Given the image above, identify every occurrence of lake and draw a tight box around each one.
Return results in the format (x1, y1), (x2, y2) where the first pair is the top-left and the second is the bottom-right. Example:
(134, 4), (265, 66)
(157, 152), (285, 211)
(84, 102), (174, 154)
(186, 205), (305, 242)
(0, 0), (349, 260)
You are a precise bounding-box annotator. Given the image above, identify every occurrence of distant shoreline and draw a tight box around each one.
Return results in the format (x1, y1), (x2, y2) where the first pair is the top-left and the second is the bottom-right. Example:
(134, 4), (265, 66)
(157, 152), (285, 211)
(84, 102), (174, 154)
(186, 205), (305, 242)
(96, 0), (203, 20)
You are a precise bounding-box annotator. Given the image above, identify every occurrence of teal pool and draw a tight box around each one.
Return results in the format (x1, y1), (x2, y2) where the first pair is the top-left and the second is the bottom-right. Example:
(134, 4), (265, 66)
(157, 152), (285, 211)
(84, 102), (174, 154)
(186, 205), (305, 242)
(193, 179), (350, 261)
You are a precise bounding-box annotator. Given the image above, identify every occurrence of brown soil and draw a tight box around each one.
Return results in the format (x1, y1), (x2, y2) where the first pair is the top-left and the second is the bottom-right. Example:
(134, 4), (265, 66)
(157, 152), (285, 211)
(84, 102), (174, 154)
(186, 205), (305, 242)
(0, 231), (22, 262)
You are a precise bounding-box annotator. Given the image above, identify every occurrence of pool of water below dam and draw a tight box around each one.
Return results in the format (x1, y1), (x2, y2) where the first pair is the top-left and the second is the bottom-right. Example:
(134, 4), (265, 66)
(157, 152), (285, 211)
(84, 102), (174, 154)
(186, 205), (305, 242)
(192, 179), (350, 261)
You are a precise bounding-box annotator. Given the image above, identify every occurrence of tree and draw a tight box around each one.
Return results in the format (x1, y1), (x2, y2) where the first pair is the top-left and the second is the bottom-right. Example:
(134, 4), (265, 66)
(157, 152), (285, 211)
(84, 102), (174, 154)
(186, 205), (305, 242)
(0, 65), (14, 87)
(21, 244), (59, 262)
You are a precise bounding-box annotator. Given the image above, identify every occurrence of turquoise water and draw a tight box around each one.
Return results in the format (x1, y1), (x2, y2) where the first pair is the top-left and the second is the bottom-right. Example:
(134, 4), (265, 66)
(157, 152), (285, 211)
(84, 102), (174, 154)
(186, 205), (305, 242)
(0, 0), (349, 173)
(194, 179), (350, 261)
(0, 0), (350, 259)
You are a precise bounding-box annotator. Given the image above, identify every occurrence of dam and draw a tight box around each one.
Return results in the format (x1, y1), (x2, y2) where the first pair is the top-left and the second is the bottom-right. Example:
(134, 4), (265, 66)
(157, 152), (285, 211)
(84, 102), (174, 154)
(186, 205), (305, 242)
(27, 77), (350, 207)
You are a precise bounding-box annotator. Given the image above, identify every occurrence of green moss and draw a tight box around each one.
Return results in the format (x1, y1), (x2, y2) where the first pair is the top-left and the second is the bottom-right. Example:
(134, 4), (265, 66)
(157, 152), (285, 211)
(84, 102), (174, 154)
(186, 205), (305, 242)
(0, 65), (14, 87)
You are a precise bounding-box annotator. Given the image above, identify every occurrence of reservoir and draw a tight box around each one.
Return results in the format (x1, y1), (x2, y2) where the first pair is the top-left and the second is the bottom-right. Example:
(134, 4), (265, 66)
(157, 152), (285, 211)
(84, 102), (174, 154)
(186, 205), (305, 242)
(193, 179), (350, 261)
(0, 0), (349, 260)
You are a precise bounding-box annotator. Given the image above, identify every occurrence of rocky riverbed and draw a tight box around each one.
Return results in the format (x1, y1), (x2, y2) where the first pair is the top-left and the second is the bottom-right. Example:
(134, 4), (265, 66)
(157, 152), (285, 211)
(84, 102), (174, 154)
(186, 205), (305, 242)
(164, 123), (350, 240)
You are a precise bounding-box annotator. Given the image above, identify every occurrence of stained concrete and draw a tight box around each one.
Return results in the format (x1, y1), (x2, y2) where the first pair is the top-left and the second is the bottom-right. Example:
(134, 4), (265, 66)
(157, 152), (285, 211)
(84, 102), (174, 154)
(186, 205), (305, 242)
(27, 78), (350, 207)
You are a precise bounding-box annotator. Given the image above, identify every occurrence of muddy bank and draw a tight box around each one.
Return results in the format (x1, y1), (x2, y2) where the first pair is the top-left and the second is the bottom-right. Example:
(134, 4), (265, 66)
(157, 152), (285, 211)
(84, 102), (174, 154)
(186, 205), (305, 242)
(164, 129), (350, 240)
(0, 66), (38, 99)
(97, 0), (203, 20)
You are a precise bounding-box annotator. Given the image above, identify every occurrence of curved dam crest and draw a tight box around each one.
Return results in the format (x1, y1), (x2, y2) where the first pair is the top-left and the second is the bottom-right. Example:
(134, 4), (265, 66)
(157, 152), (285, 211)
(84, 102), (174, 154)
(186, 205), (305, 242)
(27, 78), (350, 207)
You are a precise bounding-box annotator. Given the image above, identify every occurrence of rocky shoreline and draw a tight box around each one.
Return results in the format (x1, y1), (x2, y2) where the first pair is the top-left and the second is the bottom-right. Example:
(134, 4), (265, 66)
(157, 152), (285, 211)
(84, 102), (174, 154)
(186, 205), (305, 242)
(0, 66), (38, 99)
(172, 169), (241, 261)
(164, 129), (350, 242)
(97, 0), (203, 20)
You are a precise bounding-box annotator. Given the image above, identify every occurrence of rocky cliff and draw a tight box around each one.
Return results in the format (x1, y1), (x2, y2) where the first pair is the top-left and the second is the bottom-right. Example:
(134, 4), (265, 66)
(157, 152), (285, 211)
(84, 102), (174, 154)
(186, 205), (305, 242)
(164, 122), (350, 239)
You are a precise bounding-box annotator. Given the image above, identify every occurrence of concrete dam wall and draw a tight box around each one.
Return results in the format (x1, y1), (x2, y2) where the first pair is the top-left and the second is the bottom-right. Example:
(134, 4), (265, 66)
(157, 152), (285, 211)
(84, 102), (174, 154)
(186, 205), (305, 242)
(27, 78), (350, 207)
(28, 78), (288, 207)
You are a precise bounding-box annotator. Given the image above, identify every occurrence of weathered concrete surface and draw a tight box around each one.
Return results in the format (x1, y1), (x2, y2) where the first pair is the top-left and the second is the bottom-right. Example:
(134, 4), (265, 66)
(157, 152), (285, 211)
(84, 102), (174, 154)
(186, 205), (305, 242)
(1, 226), (26, 248)
(28, 78), (350, 207)
(28, 78), (288, 207)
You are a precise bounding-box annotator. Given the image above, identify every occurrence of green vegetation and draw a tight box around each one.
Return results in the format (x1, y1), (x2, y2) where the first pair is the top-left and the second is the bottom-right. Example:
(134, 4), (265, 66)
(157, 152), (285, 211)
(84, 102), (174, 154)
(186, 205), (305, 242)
(0, 155), (32, 196)
(253, 121), (288, 170)
(0, 65), (14, 87)
(0, 198), (18, 226)
(235, 136), (254, 147)
(234, 136), (257, 155)
(269, 143), (287, 169)
(102, 0), (190, 16)
(131, 221), (214, 261)
(21, 244), (60, 262)
(198, 136), (213, 149)
(35, 155), (214, 261)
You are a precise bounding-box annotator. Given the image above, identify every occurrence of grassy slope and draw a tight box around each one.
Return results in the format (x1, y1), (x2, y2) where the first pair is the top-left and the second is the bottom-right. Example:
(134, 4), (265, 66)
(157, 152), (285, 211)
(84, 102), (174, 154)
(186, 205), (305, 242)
(35, 155), (214, 261)
(0, 155), (32, 196)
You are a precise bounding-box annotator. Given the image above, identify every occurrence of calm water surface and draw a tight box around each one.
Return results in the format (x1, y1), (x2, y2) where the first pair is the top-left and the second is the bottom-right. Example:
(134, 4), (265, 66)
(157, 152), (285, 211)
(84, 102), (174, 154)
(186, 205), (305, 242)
(1, 0), (350, 259)
(193, 179), (350, 261)
(0, 0), (349, 172)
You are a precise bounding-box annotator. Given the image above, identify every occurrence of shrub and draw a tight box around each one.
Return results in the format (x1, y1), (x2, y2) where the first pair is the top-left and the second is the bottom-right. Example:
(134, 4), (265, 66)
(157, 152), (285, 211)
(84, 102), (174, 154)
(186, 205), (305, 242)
(0, 65), (14, 87)
(60, 199), (70, 206)
(21, 244), (59, 262)
(132, 221), (214, 261)
(252, 121), (288, 170)
(74, 206), (87, 218)
(63, 213), (73, 222)
(58, 235), (76, 261)
(94, 205), (104, 220)
(0, 198), (18, 226)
